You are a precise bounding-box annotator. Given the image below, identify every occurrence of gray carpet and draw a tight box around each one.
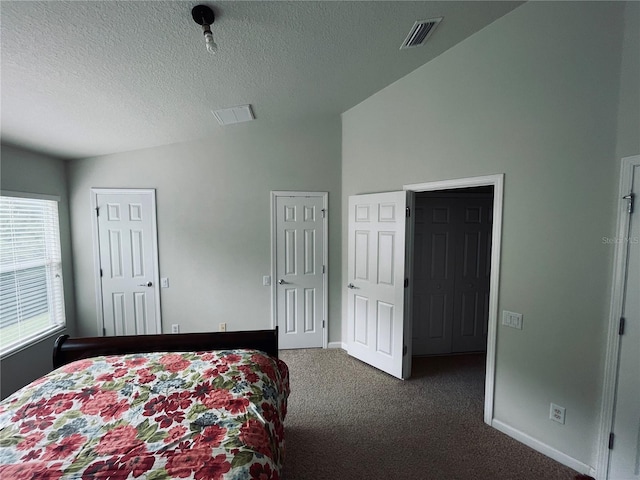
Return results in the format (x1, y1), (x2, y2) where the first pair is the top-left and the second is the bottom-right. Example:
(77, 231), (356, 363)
(279, 348), (579, 480)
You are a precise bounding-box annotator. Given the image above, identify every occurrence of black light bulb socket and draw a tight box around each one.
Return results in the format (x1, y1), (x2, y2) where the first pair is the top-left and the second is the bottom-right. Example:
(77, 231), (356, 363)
(191, 5), (215, 26)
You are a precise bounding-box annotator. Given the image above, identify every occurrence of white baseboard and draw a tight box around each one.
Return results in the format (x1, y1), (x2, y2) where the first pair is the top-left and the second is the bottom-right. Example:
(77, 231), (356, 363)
(492, 419), (596, 477)
(328, 341), (346, 350)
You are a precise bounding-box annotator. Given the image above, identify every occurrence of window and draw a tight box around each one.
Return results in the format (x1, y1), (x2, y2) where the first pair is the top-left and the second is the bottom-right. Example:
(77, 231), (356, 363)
(0, 193), (65, 356)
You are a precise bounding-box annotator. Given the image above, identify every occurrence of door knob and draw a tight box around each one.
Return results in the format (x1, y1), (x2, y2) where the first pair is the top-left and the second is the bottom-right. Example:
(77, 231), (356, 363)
(138, 281), (153, 287)
(278, 279), (287, 285)
(347, 283), (357, 289)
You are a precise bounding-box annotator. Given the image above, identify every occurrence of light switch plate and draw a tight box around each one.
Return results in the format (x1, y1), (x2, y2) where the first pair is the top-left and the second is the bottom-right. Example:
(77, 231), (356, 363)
(263, 275), (271, 286)
(502, 310), (523, 329)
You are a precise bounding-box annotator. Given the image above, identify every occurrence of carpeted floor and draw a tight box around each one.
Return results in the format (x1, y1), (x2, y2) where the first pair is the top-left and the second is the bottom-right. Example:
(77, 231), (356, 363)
(279, 348), (580, 480)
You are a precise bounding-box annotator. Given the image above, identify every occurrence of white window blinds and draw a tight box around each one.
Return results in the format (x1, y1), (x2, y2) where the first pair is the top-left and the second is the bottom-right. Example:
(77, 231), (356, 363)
(0, 195), (66, 355)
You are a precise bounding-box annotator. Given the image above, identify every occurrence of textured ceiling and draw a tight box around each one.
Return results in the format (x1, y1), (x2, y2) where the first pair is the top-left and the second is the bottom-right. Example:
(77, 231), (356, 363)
(0, 1), (521, 160)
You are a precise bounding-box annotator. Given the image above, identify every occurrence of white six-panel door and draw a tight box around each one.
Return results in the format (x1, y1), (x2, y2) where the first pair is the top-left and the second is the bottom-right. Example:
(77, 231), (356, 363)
(347, 191), (412, 379)
(94, 190), (161, 336)
(412, 196), (456, 355)
(412, 194), (492, 355)
(608, 160), (640, 480)
(274, 194), (326, 349)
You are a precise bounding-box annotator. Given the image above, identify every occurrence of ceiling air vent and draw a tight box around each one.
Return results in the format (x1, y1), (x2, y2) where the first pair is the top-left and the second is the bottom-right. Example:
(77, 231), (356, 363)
(400, 17), (443, 50)
(212, 105), (255, 125)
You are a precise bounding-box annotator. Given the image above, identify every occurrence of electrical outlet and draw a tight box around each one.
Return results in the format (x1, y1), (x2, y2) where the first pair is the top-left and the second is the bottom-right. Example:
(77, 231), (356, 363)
(219, 322), (226, 332)
(171, 324), (180, 334)
(550, 403), (566, 424)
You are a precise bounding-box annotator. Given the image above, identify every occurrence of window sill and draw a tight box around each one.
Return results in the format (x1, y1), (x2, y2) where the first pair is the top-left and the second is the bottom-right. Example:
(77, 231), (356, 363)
(0, 325), (67, 360)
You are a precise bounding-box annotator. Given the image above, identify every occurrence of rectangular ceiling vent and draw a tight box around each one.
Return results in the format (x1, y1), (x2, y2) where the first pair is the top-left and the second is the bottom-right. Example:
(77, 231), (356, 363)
(212, 104), (255, 126)
(400, 17), (443, 50)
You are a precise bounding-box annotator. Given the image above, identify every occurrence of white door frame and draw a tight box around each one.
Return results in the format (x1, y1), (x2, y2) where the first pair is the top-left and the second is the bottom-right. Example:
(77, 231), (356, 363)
(270, 191), (329, 348)
(90, 188), (162, 336)
(596, 154), (640, 480)
(404, 174), (504, 425)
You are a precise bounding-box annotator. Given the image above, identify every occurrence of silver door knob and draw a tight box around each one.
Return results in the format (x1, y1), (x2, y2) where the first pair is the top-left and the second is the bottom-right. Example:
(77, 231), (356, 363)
(278, 279), (287, 285)
(138, 281), (152, 287)
(347, 283), (357, 289)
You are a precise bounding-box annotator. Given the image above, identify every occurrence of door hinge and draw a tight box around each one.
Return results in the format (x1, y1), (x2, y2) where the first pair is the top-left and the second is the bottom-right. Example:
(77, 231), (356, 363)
(619, 317), (625, 335)
(623, 193), (634, 214)
(322, 265), (326, 274)
(403, 345), (408, 356)
(608, 432), (615, 450)
(95, 207), (100, 217)
(406, 206), (411, 218)
(100, 268), (103, 277)
(322, 320), (325, 328)
(404, 278), (409, 288)
(321, 208), (327, 219)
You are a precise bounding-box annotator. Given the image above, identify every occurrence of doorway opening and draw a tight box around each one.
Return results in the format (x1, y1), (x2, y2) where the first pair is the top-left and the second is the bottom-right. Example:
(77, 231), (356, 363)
(405, 174), (504, 424)
(411, 186), (493, 357)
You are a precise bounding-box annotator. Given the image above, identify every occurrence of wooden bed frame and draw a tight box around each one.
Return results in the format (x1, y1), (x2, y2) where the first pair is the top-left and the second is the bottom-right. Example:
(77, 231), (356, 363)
(53, 328), (279, 369)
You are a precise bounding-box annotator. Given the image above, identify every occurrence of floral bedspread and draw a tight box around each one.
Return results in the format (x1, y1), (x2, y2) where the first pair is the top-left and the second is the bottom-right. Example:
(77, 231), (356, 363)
(0, 349), (289, 480)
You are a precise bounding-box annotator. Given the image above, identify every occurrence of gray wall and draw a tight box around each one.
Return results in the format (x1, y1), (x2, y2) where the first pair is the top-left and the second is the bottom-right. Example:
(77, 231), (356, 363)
(0, 144), (76, 399)
(616, 1), (640, 161)
(341, 1), (637, 469)
(67, 118), (342, 342)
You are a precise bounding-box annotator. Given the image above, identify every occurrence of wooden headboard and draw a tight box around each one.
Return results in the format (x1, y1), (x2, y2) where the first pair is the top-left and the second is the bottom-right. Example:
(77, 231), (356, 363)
(53, 328), (279, 369)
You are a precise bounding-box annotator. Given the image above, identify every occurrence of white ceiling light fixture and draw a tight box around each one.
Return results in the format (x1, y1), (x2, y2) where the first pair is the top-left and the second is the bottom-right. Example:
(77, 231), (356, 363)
(191, 4), (218, 54)
(212, 105), (255, 126)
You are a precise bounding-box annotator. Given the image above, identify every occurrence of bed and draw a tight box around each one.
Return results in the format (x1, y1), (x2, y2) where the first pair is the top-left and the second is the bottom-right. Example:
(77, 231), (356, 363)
(0, 329), (289, 480)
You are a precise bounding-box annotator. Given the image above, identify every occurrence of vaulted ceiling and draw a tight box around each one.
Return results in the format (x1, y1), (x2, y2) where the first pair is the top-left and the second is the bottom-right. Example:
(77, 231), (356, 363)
(0, 1), (521, 159)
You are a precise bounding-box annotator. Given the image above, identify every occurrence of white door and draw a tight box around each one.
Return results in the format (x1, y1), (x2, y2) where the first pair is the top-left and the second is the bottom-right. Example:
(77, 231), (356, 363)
(274, 193), (326, 349)
(609, 161), (640, 480)
(93, 189), (161, 336)
(347, 191), (413, 379)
